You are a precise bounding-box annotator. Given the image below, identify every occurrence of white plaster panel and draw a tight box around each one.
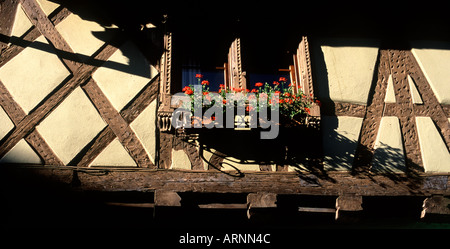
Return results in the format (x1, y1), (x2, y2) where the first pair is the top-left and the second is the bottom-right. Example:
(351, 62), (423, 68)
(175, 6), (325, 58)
(0, 36), (71, 114)
(318, 40), (379, 105)
(322, 116), (363, 171)
(372, 117), (405, 173)
(90, 138), (137, 167)
(171, 149), (191, 170)
(384, 75), (396, 103)
(407, 75), (423, 104)
(36, 0), (60, 16)
(56, 13), (113, 59)
(36, 87), (106, 165)
(0, 139), (42, 165)
(93, 41), (156, 111)
(10, 4), (33, 41)
(411, 41), (450, 104)
(415, 117), (450, 172)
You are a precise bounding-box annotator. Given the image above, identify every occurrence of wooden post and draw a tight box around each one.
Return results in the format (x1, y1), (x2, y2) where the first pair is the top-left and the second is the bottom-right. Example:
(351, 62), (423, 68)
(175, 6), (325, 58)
(153, 190), (182, 219)
(335, 195), (363, 221)
(247, 192), (277, 219)
(154, 190), (181, 207)
(421, 195), (450, 219)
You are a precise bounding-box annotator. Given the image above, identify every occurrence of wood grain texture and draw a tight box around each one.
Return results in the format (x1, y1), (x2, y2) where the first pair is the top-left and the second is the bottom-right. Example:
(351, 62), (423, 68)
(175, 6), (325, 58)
(2, 166), (448, 196)
(82, 79), (155, 168)
(20, 0), (79, 72)
(353, 49), (388, 172)
(388, 50), (423, 172)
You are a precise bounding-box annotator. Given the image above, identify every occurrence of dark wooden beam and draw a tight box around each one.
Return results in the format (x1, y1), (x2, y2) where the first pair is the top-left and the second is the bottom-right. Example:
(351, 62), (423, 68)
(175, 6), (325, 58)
(421, 195), (450, 219)
(321, 102), (366, 118)
(0, 80), (64, 165)
(335, 195), (363, 221)
(2, 166), (449, 197)
(0, 4), (70, 68)
(353, 49), (390, 172)
(82, 79), (155, 168)
(405, 51), (450, 150)
(20, 0), (79, 71)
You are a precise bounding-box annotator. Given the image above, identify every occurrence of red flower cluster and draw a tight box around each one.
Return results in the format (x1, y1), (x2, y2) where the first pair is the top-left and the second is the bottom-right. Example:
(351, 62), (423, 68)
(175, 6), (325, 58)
(183, 86), (193, 95)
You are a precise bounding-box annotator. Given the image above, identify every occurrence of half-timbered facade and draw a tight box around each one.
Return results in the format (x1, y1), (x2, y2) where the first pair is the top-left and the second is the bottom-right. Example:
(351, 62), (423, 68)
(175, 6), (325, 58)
(1, 0), (449, 226)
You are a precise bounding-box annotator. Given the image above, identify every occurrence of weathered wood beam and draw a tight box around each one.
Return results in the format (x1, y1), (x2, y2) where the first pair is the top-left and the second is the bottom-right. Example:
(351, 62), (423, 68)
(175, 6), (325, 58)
(197, 203), (247, 209)
(421, 195), (450, 219)
(20, 0), (79, 72)
(0, 4), (71, 68)
(335, 195), (363, 221)
(82, 79), (155, 168)
(321, 102), (366, 118)
(1, 166), (449, 197)
(247, 192), (277, 219)
(353, 49), (390, 172)
(154, 190), (181, 207)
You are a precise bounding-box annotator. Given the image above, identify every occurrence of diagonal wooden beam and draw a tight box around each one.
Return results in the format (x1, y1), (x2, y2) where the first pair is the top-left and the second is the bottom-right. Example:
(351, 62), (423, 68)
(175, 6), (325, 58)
(405, 50), (450, 150)
(0, 5), (71, 69)
(19, 0), (79, 72)
(0, 42), (120, 159)
(386, 50), (423, 173)
(81, 79), (155, 168)
(77, 77), (160, 167)
(0, 80), (63, 165)
(352, 49), (389, 173)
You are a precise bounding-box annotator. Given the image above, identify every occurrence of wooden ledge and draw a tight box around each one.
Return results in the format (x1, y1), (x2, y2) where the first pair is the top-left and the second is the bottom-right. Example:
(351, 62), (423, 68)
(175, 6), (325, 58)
(0, 165), (449, 196)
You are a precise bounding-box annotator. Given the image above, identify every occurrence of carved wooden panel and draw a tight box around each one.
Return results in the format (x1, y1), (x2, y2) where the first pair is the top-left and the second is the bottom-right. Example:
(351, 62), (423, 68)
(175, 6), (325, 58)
(225, 38), (246, 90)
(291, 36), (320, 117)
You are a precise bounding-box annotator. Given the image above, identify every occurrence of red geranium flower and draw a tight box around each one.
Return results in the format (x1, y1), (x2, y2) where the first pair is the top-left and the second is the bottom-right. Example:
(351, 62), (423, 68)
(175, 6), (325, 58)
(255, 82), (263, 87)
(273, 81), (279, 86)
(185, 89), (194, 95)
(279, 77), (287, 82)
(305, 107), (310, 114)
(251, 89), (258, 93)
(195, 74), (203, 78)
(201, 80), (209, 86)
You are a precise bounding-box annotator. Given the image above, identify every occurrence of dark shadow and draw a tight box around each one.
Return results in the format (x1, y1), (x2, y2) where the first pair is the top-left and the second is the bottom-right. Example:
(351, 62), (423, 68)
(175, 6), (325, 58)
(0, 33), (153, 78)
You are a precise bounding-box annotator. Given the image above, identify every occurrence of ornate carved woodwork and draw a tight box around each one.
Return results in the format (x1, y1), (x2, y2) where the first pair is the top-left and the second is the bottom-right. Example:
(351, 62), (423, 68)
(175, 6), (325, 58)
(157, 32), (174, 133)
(290, 36), (320, 119)
(354, 48), (449, 174)
(224, 38), (246, 90)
